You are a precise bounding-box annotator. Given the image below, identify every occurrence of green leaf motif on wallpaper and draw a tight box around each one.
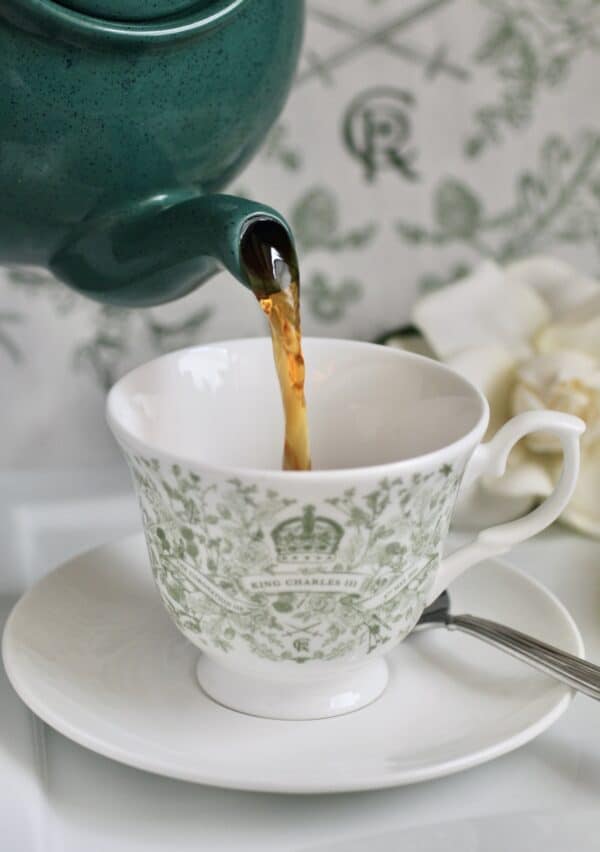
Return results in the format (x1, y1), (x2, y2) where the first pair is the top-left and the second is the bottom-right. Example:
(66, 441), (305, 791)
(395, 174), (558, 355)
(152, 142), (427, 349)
(303, 272), (363, 322)
(74, 305), (214, 390)
(0, 311), (24, 363)
(467, 0), (600, 157)
(3, 264), (215, 386)
(397, 131), (600, 290)
(291, 186), (378, 253)
(6, 265), (76, 314)
(6, 267), (50, 287)
(261, 123), (302, 172)
(2, 265), (77, 362)
(145, 308), (215, 352)
(73, 306), (129, 390)
(419, 264), (473, 295)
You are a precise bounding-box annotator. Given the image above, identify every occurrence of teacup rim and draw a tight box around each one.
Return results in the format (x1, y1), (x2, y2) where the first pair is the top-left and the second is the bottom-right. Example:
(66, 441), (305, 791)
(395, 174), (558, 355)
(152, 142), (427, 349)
(106, 336), (490, 480)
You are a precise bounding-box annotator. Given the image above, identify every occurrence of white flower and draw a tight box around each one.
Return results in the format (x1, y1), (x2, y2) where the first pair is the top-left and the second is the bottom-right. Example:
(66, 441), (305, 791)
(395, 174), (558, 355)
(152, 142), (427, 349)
(412, 257), (600, 537)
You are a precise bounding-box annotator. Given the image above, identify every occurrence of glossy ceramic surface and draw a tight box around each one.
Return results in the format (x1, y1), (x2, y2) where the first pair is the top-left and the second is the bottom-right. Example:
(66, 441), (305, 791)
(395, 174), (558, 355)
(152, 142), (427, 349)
(106, 338), (582, 719)
(0, 0), (304, 303)
(59, 0), (217, 21)
(2, 534), (582, 793)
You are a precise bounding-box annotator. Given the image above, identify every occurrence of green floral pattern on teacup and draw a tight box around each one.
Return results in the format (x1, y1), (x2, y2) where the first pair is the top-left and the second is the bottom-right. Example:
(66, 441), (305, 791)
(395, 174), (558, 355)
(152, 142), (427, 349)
(128, 456), (461, 664)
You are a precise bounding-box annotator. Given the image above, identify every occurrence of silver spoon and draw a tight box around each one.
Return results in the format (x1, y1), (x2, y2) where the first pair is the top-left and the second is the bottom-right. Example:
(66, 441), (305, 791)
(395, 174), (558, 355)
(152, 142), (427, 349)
(414, 592), (600, 701)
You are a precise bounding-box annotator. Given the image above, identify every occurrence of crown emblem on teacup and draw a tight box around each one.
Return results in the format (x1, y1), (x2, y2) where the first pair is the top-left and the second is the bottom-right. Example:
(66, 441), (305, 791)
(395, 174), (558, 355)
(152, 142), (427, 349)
(271, 505), (343, 564)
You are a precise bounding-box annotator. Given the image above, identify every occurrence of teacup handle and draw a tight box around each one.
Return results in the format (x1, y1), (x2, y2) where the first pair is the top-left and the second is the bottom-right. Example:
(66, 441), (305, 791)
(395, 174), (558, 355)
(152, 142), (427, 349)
(426, 410), (585, 605)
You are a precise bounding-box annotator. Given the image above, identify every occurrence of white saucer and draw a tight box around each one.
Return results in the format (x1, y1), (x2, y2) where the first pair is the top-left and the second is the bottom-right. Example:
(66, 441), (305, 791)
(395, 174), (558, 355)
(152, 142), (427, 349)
(3, 534), (583, 794)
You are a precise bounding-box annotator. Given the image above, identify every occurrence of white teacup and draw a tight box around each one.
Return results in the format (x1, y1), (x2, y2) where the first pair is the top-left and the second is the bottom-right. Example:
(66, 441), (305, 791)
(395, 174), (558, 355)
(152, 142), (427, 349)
(107, 338), (583, 720)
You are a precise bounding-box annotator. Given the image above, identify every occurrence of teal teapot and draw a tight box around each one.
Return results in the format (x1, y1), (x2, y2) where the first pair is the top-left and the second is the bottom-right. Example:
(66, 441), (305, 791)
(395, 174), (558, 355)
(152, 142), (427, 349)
(0, 0), (304, 305)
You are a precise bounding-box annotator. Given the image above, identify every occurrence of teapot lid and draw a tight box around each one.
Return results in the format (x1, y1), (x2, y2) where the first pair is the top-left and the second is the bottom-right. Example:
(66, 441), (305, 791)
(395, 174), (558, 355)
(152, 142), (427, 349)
(56, 0), (219, 22)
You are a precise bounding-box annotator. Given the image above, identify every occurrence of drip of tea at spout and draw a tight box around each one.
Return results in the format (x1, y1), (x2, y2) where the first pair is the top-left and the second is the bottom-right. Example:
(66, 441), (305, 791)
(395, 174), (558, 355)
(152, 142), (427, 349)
(241, 219), (311, 471)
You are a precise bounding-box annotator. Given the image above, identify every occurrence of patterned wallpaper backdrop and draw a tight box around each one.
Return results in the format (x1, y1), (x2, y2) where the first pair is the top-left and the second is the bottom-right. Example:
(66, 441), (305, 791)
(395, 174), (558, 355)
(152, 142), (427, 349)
(2, 0), (600, 467)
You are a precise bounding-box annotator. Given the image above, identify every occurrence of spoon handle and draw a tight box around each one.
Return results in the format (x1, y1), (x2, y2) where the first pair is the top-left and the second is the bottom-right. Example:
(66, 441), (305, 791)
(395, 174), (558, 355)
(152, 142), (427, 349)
(447, 614), (600, 701)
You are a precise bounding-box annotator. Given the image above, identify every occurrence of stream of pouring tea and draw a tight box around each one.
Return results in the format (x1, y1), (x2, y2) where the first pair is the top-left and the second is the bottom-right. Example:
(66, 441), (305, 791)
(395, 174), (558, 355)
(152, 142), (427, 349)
(241, 220), (311, 471)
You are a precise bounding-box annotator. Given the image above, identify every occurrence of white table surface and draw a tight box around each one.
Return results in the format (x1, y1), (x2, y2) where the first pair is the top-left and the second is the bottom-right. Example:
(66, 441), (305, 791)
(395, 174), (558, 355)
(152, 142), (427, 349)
(1, 467), (599, 852)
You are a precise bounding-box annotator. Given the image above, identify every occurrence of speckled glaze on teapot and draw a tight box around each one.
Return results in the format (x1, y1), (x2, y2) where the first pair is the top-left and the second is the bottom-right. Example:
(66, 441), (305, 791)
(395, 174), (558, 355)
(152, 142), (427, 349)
(0, 0), (304, 304)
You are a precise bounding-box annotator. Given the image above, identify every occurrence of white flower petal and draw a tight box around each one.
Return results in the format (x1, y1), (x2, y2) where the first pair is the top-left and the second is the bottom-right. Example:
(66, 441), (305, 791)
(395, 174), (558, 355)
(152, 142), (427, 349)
(512, 381), (545, 414)
(535, 303), (600, 361)
(511, 351), (600, 451)
(549, 446), (600, 539)
(510, 381), (564, 453)
(452, 481), (535, 530)
(560, 509), (600, 536)
(506, 255), (599, 320)
(448, 345), (516, 437)
(482, 443), (555, 498)
(480, 444), (600, 538)
(517, 350), (600, 388)
(413, 261), (550, 360)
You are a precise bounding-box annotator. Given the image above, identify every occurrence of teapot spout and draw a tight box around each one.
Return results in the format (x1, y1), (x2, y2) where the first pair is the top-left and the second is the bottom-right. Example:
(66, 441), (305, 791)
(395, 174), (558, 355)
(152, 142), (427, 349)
(50, 192), (296, 307)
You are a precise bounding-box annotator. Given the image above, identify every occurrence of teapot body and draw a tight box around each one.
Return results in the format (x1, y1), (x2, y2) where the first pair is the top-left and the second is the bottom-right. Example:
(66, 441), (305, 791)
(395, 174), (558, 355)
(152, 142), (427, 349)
(0, 0), (304, 286)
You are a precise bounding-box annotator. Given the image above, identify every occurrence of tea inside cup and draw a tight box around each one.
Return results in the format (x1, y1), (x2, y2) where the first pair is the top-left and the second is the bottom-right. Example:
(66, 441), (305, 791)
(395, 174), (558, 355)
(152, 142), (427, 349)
(108, 337), (484, 473)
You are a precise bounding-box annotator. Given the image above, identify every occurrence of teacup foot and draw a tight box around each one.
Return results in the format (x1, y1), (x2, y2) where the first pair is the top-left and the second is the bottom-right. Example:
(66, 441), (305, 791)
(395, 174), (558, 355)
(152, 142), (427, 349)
(195, 656), (389, 720)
